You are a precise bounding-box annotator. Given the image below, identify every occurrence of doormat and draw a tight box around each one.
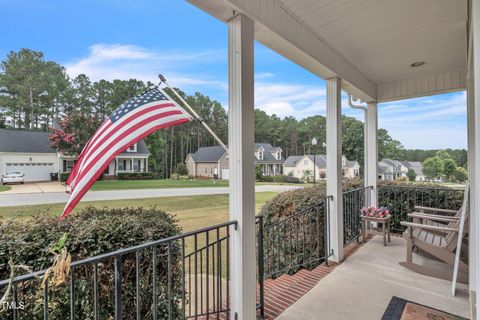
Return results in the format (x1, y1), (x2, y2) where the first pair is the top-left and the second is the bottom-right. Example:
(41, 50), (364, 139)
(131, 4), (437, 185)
(382, 296), (468, 320)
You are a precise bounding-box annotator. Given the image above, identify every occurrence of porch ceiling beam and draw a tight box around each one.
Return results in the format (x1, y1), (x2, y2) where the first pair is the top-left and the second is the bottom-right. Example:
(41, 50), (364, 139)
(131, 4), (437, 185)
(188, 0), (377, 102)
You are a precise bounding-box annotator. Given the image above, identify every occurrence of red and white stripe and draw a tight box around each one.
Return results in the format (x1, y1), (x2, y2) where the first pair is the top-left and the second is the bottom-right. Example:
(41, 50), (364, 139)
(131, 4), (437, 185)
(61, 91), (191, 218)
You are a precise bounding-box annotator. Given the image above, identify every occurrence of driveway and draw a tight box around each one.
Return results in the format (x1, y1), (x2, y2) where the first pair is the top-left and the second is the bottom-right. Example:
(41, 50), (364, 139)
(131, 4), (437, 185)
(0, 185), (301, 207)
(1, 181), (65, 194)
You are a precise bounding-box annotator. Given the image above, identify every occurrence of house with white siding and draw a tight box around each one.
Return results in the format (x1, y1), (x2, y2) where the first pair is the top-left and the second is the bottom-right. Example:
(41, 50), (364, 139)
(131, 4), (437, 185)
(378, 158), (425, 181)
(0, 128), (150, 182)
(284, 154), (360, 181)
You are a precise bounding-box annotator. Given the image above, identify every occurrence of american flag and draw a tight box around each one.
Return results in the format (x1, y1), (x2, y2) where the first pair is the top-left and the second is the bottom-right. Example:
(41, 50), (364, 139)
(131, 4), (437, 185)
(61, 88), (192, 218)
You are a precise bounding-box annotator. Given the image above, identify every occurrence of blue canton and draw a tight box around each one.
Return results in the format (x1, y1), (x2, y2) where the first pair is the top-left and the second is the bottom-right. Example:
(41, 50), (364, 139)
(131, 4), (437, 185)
(109, 89), (168, 123)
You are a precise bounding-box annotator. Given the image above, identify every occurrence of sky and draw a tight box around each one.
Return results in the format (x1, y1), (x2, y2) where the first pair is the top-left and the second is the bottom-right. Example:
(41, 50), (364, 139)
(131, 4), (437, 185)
(0, 0), (467, 150)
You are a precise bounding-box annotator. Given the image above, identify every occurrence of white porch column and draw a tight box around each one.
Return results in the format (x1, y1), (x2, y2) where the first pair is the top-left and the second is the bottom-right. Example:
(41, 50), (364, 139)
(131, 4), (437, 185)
(228, 13), (256, 320)
(471, 1), (480, 316)
(366, 102), (378, 206)
(326, 77), (344, 262)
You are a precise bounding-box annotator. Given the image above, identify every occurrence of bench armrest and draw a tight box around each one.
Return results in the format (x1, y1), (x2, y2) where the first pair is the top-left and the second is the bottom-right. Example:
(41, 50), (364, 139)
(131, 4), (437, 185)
(414, 206), (458, 215)
(408, 212), (459, 222)
(400, 221), (459, 233)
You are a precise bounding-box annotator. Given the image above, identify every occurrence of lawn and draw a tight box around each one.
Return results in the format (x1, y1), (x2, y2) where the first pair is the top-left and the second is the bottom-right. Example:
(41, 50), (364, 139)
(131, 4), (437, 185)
(89, 179), (305, 191)
(0, 185), (11, 192)
(0, 192), (278, 228)
(90, 178), (229, 191)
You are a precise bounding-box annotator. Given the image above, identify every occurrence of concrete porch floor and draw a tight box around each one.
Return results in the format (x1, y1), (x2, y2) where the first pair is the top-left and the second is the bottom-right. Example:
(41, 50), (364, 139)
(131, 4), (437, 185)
(277, 236), (470, 320)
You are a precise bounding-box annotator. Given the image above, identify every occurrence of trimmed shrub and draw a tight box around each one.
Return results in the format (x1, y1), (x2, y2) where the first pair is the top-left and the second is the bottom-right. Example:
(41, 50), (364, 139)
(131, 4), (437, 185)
(117, 172), (158, 180)
(260, 175), (274, 182)
(269, 175), (301, 184)
(59, 172), (69, 182)
(174, 163), (188, 175)
(284, 176), (301, 184)
(377, 180), (464, 232)
(0, 207), (182, 319)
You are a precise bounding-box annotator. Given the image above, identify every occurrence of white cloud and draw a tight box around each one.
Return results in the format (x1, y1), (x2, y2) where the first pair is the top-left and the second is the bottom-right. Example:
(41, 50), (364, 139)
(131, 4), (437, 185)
(65, 43), (227, 92)
(254, 82), (326, 118)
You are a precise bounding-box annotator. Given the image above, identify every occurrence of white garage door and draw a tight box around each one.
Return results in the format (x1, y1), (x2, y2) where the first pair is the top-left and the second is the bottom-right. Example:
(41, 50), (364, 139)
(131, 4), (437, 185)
(5, 162), (55, 182)
(222, 169), (229, 180)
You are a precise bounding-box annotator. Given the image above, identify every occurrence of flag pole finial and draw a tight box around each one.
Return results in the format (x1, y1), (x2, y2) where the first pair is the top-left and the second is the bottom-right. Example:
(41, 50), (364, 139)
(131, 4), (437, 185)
(158, 74), (167, 84)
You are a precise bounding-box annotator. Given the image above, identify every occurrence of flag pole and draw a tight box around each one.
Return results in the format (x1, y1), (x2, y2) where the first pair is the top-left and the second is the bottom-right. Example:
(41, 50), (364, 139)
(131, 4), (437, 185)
(158, 74), (229, 152)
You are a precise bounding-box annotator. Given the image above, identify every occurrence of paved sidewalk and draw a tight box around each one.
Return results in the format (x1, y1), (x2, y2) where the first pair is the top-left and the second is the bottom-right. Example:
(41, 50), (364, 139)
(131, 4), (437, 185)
(0, 185), (300, 207)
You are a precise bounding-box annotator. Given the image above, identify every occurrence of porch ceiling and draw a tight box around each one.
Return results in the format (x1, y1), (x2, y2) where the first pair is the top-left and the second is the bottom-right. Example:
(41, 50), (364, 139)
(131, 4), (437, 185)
(278, 0), (466, 84)
(188, 0), (467, 102)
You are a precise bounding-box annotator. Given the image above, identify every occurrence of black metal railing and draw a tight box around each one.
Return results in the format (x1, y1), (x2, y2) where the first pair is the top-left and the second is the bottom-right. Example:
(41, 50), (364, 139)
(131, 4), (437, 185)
(342, 186), (373, 246)
(0, 220), (237, 320)
(255, 198), (330, 318)
(378, 185), (464, 232)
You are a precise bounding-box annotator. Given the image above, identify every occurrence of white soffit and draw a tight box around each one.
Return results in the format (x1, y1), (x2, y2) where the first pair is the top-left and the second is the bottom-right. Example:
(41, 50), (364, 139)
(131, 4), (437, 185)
(188, 0), (467, 102)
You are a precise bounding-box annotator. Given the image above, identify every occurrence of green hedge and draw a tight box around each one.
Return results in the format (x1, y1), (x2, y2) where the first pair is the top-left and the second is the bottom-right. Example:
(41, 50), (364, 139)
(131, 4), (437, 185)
(0, 207), (182, 319)
(259, 174), (301, 184)
(377, 180), (464, 232)
(117, 172), (159, 180)
(60, 172), (105, 182)
(59, 172), (69, 182)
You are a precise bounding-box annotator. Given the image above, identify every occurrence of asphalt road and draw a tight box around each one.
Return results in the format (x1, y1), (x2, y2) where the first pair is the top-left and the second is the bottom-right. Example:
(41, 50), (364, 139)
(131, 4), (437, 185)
(0, 185), (301, 207)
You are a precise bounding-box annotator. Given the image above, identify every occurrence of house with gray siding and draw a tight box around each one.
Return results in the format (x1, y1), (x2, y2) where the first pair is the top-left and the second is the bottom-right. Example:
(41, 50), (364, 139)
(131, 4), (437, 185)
(185, 143), (284, 179)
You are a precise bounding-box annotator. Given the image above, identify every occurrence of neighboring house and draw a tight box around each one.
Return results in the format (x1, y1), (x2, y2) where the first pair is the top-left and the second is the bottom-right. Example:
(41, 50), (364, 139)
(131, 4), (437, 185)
(401, 161), (425, 181)
(185, 143), (285, 179)
(378, 164), (393, 181)
(0, 128), (150, 182)
(377, 158), (425, 181)
(378, 159), (409, 180)
(284, 155), (360, 180)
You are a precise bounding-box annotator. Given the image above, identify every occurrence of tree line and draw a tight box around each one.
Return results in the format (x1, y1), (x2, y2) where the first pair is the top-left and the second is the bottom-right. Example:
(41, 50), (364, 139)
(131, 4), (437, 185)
(0, 48), (467, 178)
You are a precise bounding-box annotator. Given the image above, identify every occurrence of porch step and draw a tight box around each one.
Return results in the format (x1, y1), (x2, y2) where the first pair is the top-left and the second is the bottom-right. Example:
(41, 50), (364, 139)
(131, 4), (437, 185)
(198, 241), (365, 319)
(259, 240), (364, 319)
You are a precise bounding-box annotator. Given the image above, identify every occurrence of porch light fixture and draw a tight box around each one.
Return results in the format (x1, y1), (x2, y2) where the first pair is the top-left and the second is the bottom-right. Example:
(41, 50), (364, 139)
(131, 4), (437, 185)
(410, 61), (426, 68)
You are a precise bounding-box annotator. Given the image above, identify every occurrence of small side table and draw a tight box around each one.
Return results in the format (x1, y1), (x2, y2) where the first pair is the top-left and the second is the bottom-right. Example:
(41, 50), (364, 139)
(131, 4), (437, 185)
(360, 214), (392, 246)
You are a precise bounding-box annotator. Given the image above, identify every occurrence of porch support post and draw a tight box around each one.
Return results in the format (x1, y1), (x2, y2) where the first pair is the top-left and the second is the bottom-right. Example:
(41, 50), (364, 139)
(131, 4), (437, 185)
(471, 1), (480, 316)
(366, 102), (378, 207)
(228, 13), (256, 320)
(326, 77), (344, 262)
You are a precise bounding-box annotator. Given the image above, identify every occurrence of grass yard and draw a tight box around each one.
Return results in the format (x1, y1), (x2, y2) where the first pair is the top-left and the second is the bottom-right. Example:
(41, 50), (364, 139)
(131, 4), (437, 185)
(90, 178), (229, 191)
(0, 185), (11, 192)
(89, 179), (305, 191)
(0, 192), (278, 228)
